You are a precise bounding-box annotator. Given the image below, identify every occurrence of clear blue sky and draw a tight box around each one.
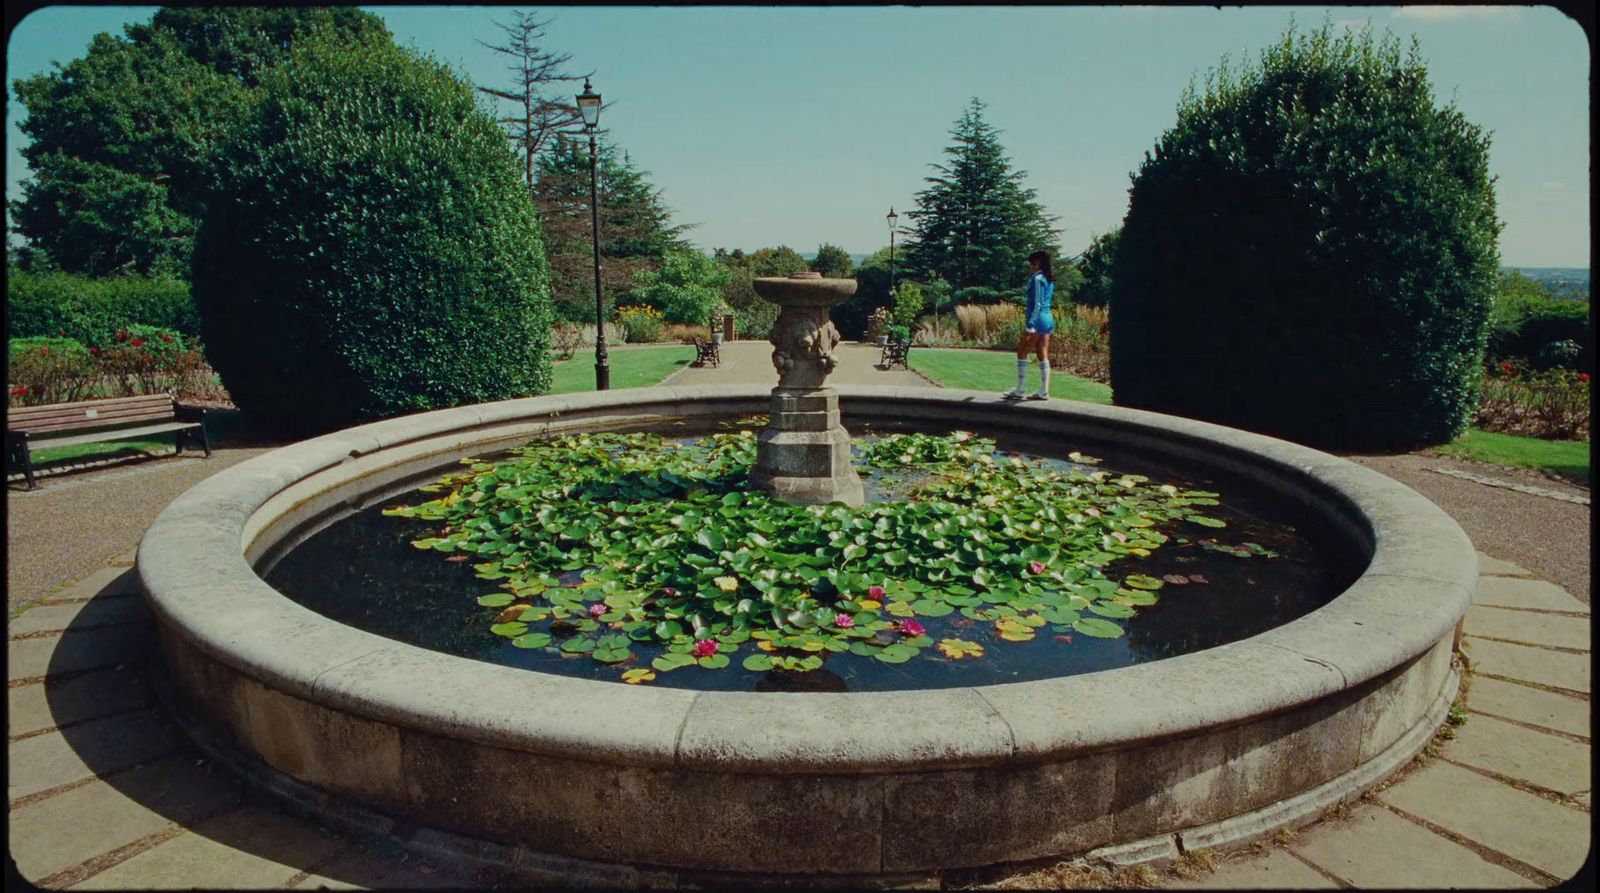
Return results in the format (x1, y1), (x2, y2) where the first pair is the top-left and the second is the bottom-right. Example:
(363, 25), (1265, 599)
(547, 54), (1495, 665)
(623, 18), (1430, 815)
(5, 4), (1590, 266)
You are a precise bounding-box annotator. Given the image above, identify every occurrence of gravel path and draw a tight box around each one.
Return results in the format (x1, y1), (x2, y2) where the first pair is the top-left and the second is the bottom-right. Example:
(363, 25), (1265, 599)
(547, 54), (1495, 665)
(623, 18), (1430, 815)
(1340, 451), (1590, 603)
(6, 444), (280, 611)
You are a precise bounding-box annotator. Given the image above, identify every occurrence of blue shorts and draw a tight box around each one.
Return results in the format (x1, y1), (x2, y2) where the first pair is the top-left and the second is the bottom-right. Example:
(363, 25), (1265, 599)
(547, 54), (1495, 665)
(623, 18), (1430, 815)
(1025, 316), (1054, 335)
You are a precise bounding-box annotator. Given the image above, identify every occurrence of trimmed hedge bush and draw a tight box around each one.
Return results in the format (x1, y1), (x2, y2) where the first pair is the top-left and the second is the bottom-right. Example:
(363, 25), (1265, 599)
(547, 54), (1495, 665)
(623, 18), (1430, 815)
(7, 269), (198, 346)
(1487, 273), (1590, 368)
(1109, 25), (1499, 449)
(191, 38), (552, 436)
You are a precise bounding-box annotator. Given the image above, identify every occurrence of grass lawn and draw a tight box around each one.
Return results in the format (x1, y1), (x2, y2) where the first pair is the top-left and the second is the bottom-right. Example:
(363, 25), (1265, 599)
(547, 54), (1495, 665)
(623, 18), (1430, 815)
(548, 344), (695, 395)
(19, 438), (178, 471)
(910, 348), (1113, 405)
(1433, 429), (1591, 484)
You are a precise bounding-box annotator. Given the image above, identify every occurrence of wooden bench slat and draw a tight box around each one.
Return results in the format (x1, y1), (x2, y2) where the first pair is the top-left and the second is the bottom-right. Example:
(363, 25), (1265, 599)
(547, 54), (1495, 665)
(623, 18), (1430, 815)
(10, 402), (174, 422)
(8, 396), (173, 421)
(11, 409), (178, 434)
(24, 421), (200, 449)
(6, 394), (172, 414)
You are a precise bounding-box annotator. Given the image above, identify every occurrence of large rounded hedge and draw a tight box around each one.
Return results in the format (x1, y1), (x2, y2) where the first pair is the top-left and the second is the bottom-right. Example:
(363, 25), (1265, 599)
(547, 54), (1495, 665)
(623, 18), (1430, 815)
(192, 38), (551, 436)
(1109, 25), (1499, 449)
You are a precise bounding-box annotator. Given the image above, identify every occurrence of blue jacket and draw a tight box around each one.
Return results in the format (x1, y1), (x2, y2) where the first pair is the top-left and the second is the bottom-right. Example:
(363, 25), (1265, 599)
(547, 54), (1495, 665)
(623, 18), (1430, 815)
(1025, 272), (1053, 326)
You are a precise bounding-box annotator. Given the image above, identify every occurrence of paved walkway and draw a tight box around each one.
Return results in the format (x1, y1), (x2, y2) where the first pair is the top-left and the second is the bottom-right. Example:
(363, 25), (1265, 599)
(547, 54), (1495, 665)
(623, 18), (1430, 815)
(663, 339), (931, 388)
(5, 345), (1591, 888)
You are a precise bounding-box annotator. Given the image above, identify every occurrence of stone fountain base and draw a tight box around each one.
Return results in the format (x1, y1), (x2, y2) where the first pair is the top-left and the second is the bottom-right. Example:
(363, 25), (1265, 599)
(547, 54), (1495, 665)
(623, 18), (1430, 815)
(749, 388), (864, 506)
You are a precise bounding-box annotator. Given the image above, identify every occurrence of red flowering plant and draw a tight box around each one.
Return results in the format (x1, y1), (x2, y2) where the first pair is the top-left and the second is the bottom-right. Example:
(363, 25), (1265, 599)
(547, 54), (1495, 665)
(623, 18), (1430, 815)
(94, 324), (190, 396)
(1476, 366), (1591, 441)
(7, 337), (94, 405)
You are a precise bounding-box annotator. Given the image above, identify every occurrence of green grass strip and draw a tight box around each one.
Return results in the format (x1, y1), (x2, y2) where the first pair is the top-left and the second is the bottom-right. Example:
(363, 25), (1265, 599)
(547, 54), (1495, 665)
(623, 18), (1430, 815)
(26, 438), (177, 466)
(548, 344), (695, 395)
(909, 348), (1113, 405)
(1433, 428), (1591, 483)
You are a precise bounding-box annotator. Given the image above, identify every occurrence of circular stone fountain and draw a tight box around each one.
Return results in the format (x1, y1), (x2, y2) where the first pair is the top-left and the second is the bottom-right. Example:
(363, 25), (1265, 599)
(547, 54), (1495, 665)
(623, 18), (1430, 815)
(138, 384), (1474, 885)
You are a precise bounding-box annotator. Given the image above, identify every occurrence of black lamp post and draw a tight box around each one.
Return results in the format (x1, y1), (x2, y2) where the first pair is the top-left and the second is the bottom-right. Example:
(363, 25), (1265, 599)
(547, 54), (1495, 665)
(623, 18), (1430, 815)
(576, 78), (608, 390)
(886, 206), (898, 308)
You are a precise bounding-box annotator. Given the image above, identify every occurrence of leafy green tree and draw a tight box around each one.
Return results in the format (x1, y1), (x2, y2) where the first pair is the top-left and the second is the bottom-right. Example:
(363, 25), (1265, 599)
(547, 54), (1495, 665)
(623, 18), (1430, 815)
(130, 6), (391, 87)
(809, 243), (855, 278)
(532, 134), (693, 322)
(10, 152), (195, 277)
(1071, 228), (1121, 307)
(192, 37), (552, 436)
(1110, 23), (1499, 449)
(903, 98), (1060, 293)
(711, 249), (774, 339)
(626, 248), (731, 324)
(10, 7), (389, 275)
(892, 281), (924, 331)
(830, 246), (892, 339)
(749, 245), (810, 278)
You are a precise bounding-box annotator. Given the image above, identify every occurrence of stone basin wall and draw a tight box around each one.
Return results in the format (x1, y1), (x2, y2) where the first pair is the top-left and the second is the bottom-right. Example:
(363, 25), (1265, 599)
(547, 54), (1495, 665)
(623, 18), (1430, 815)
(138, 386), (1473, 882)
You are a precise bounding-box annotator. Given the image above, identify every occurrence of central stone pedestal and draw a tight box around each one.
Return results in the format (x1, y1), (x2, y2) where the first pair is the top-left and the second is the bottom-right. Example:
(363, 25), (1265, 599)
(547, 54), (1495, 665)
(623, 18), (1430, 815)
(749, 387), (864, 506)
(749, 272), (865, 507)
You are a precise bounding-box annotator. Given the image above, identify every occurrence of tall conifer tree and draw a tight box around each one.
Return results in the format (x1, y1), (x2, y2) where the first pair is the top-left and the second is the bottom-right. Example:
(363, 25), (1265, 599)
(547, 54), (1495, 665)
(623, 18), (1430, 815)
(531, 135), (693, 321)
(904, 99), (1060, 296)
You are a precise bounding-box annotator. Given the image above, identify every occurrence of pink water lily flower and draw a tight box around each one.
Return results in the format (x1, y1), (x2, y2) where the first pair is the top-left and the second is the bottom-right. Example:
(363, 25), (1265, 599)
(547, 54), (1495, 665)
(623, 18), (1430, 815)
(834, 613), (855, 628)
(693, 639), (719, 658)
(1028, 561), (1046, 575)
(867, 585), (886, 599)
(897, 619), (926, 637)
(589, 603), (607, 618)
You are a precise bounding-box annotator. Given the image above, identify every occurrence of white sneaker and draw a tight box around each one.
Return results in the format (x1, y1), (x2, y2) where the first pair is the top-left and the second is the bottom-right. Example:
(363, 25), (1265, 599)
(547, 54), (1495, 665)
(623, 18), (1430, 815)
(1026, 391), (1049, 401)
(1002, 388), (1026, 400)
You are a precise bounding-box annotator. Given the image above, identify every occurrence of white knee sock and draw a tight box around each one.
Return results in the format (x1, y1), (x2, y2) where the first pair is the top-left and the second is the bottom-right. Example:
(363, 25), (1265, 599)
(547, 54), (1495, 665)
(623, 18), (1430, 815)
(1015, 360), (1028, 391)
(1038, 361), (1050, 393)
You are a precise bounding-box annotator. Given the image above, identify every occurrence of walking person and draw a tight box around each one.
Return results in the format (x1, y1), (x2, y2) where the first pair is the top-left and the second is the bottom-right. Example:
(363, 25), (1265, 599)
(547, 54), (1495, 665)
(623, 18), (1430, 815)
(1003, 250), (1055, 401)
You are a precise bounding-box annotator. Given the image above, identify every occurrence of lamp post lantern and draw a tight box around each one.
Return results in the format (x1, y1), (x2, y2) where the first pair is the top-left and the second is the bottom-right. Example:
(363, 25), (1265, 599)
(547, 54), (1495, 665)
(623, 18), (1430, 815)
(886, 207), (898, 311)
(576, 78), (609, 390)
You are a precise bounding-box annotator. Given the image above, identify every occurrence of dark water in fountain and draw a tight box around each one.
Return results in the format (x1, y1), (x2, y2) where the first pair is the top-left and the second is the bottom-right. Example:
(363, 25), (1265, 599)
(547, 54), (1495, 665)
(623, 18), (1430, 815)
(261, 417), (1365, 692)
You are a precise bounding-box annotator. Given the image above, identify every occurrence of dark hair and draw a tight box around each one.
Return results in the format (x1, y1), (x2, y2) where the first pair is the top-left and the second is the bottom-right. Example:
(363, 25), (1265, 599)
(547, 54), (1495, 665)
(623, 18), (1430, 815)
(1028, 250), (1054, 283)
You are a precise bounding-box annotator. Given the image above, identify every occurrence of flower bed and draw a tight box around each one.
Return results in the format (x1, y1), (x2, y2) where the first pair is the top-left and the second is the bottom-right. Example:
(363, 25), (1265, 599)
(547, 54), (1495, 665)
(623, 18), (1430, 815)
(1475, 361), (1590, 441)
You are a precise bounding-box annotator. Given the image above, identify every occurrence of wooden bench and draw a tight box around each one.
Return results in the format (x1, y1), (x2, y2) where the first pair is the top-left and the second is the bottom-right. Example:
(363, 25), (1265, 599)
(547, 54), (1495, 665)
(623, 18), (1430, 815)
(879, 338), (912, 370)
(692, 336), (721, 368)
(6, 394), (209, 490)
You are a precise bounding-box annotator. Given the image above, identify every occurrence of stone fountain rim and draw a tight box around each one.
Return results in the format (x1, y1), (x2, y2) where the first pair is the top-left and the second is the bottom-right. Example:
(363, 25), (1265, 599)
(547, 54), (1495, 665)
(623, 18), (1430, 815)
(137, 384), (1475, 775)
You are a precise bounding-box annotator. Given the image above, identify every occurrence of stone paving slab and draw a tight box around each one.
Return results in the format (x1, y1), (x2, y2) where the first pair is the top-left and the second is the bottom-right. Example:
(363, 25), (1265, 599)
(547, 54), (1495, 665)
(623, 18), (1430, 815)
(1379, 759), (1591, 880)
(8, 665), (157, 738)
(1473, 577), (1590, 613)
(1466, 676), (1591, 739)
(1465, 637), (1591, 694)
(1478, 552), (1536, 578)
(7, 710), (182, 802)
(1166, 850), (1338, 889)
(1288, 804), (1534, 888)
(71, 805), (350, 890)
(9, 596), (153, 637)
(1463, 606), (1591, 650)
(40, 567), (142, 604)
(7, 626), (152, 681)
(1446, 713), (1592, 796)
(9, 756), (242, 882)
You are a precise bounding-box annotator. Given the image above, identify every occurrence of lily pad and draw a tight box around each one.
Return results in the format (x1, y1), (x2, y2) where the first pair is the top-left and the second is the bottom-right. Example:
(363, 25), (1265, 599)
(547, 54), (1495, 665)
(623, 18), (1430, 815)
(510, 632), (553, 649)
(1073, 617), (1124, 638)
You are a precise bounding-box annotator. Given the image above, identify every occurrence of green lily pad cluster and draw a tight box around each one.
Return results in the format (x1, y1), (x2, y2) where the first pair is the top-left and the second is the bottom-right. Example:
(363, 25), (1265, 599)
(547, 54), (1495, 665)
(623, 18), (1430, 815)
(383, 430), (1244, 682)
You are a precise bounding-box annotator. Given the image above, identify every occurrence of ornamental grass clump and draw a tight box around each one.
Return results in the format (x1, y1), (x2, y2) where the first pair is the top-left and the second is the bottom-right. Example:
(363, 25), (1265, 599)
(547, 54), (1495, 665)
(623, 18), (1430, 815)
(385, 430), (1269, 682)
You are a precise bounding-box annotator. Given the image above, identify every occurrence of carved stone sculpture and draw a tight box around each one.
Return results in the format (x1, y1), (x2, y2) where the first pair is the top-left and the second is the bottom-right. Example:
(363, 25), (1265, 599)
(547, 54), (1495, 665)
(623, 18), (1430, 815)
(748, 272), (865, 506)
